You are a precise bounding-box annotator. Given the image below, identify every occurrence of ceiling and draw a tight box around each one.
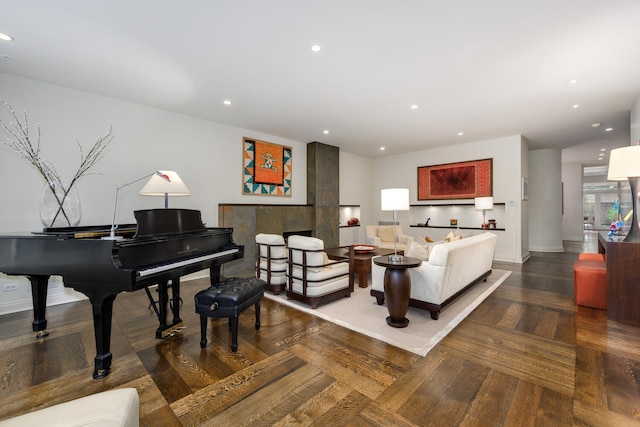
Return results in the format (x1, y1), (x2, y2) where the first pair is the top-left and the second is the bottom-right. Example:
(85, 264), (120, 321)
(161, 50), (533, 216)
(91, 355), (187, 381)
(2, 1), (640, 165)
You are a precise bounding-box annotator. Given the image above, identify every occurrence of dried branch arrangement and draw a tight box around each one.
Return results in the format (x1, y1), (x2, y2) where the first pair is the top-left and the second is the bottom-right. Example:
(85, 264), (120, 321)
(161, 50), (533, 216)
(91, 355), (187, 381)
(0, 99), (114, 226)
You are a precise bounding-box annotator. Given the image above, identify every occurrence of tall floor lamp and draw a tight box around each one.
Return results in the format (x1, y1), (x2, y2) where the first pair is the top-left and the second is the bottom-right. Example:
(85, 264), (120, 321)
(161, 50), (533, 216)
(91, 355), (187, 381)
(474, 196), (493, 231)
(381, 188), (410, 263)
(140, 170), (191, 208)
(607, 144), (640, 242)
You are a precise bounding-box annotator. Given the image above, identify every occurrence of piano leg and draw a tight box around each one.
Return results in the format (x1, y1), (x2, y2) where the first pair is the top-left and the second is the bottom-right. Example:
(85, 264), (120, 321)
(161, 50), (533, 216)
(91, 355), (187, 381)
(154, 279), (184, 339)
(210, 265), (221, 286)
(27, 275), (49, 338)
(88, 291), (116, 379)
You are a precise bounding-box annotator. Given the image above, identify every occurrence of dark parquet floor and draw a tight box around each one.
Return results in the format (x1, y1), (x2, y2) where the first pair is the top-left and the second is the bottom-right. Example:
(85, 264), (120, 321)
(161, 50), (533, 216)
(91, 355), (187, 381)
(1, 232), (640, 426)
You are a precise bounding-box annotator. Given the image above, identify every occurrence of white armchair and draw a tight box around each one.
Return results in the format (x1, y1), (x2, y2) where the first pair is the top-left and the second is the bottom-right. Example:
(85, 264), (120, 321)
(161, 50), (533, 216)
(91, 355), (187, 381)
(255, 233), (287, 295)
(365, 225), (414, 251)
(286, 235), (354, 309)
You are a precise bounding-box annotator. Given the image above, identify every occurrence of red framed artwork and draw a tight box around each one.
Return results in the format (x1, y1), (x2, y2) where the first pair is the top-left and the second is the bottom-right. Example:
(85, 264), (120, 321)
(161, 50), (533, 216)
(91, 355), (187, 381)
(417, 158), (492, 200)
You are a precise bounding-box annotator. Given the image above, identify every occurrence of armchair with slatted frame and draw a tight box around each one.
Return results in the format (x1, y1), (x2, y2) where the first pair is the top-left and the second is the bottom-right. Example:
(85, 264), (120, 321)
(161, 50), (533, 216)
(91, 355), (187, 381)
(285, 235), (354, 309)
(255, 233), (287, 295)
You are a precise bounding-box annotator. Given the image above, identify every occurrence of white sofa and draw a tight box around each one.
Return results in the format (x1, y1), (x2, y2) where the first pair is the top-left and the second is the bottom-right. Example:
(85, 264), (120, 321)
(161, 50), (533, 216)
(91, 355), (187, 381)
(371, 232), (497, 319)
(0, 388), (139, 426)
(365, 225), (415, 252)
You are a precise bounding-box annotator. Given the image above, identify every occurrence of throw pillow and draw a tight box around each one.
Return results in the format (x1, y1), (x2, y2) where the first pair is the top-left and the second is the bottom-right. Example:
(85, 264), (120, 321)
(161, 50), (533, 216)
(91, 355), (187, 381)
(444, 231), (456, 242)
(407, 241), (429, 261)
(424, 236), (434, 243)
(377, 226), (396, 243)
(323, 252), (332, 269)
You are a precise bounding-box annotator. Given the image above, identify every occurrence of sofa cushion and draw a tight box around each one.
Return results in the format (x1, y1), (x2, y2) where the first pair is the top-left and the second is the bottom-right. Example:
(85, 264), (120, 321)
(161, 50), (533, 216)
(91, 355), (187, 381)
(407, 241), (430, 261)
(377, 226), (396, 242)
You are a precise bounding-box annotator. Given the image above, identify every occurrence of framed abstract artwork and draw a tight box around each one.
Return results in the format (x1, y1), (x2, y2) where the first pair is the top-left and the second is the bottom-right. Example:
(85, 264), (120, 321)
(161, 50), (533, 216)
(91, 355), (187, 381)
(417, 158), (492, 200)
(242, 137), (292, 196)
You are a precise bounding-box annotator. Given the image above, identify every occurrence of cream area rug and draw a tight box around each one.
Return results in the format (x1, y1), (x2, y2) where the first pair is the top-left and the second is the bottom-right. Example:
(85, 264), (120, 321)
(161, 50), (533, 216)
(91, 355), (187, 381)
(263, 269), (511, 356)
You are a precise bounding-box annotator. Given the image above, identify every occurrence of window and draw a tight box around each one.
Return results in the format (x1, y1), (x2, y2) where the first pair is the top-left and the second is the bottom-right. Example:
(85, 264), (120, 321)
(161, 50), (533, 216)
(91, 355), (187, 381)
(583, 166), (631, 230)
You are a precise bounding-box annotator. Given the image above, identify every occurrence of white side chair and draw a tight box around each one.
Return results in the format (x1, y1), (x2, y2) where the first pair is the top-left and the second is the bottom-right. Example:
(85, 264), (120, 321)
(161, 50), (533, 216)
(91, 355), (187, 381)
(255, 233), (287, 294)
(286, 235), (354, 309)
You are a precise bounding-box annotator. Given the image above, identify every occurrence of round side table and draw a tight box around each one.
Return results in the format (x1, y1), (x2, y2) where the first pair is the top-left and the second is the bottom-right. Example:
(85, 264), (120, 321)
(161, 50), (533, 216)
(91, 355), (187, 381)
(373, 255), (422, 328)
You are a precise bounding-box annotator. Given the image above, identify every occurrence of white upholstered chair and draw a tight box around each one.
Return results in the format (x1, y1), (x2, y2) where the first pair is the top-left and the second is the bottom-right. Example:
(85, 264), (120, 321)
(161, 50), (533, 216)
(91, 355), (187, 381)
(286, 235), (354, 309)
(365, 225), (414, 251)
(255, 233), (287, 294)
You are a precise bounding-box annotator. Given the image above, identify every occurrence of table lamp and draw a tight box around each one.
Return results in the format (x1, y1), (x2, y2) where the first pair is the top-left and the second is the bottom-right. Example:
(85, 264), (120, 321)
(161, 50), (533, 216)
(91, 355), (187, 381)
(140, 170), (191, 208)
(381, 188), (410, 262)
(474, 196), (493, 230)
(104, 171), (170, 240)
(607, 144), (640, 242)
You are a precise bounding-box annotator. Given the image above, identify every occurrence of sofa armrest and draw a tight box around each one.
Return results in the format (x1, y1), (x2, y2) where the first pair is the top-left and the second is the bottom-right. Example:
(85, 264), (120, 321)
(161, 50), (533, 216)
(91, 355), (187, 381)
(367, 235), (381, 246)
(397, 234), (414, 245)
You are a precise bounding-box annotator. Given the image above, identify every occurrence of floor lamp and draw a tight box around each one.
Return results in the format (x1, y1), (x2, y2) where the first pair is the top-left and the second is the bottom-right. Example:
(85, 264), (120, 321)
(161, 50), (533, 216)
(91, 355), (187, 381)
(140, 170), (191, 208)
(381, 188), (410, 263)
(607, 145), (640, 242)
(474, 196), (493, 231)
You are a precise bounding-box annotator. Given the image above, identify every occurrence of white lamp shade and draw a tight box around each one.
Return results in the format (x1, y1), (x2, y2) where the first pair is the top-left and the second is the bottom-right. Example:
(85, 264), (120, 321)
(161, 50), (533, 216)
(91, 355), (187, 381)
(381, 188), (410, 211)
(608, 145), (640, 180)
(140, 170), (191, 196)
(474, 196), (494, 210)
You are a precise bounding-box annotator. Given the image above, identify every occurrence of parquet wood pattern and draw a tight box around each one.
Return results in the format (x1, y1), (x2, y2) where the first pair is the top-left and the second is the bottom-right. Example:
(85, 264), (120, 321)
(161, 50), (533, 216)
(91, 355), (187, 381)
(1, 237), (640, 425)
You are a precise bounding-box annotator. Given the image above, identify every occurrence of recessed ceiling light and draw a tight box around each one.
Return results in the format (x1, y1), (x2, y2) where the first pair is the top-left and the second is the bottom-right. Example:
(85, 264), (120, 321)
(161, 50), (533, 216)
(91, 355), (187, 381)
(410, 105), (418, 110)
(591, 122), (601, 128)
(311, 44), (321, 52)
(567, 79), (577, 85)
(571, 104), (579, 109)
(0, 33), (14, 42)
(323, 130), (329, 135)
(380, 147), (385, 151)
(223, 100), (231, 105)
(600, 148), (606, 152)
(605, 127), (613, 132)
(457, 132), (464, 136)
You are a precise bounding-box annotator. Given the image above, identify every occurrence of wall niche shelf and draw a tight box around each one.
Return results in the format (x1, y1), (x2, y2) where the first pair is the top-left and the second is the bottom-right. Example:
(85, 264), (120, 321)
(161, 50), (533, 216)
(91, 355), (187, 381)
(410, 225), (505, 231)
(339, 204), (361, 228)
(409, 202), (506, 231)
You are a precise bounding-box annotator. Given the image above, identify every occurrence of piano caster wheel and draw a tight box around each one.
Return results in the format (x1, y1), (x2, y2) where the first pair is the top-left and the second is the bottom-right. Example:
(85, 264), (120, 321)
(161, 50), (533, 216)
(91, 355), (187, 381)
(36, 330), (49, 339)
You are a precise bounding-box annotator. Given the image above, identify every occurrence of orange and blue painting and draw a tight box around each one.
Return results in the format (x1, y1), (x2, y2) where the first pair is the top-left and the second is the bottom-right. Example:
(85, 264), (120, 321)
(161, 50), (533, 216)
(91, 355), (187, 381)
(243, 137), (292, 196)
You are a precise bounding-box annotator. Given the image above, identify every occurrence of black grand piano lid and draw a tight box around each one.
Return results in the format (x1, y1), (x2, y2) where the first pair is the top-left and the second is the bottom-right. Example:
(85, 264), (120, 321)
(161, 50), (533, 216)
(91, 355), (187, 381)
(134, 208), (205, 238)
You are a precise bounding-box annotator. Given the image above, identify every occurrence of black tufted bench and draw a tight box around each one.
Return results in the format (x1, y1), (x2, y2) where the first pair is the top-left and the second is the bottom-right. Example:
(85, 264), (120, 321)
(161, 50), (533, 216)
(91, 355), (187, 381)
(194, 277), (265, 352)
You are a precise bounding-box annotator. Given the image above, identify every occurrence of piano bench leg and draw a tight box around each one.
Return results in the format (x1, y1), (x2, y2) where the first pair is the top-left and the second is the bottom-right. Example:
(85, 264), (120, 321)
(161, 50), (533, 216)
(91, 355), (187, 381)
(230, 316), (239, 352)
(199, 316), (207, 349)
(255, 301), (261, 330)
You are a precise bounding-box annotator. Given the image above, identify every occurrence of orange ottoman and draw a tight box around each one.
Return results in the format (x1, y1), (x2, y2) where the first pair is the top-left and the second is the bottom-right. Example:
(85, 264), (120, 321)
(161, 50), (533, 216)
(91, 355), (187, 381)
(573, 260), (607, 309)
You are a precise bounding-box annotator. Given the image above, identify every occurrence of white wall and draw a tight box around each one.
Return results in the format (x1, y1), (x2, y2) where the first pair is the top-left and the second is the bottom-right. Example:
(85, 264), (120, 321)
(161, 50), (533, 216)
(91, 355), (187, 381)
(367, 135), (528, 263)
(339, 151), (372, 245)
(529, 149), (564, 252)
(632, 94), (640, 145)
(562, 162), (584, 241)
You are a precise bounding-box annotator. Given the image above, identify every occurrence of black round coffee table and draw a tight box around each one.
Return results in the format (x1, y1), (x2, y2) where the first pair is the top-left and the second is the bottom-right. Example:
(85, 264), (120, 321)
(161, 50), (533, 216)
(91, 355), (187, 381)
(373, 255), (422, 328)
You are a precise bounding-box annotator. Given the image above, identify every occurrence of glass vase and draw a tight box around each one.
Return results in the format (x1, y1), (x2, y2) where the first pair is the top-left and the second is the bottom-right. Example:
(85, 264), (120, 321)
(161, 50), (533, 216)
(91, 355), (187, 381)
(39, 181), (81, 228)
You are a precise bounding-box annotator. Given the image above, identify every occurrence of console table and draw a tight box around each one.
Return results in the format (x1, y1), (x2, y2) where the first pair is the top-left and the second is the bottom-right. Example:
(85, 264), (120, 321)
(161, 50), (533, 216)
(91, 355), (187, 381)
(598, 232), (640, 327)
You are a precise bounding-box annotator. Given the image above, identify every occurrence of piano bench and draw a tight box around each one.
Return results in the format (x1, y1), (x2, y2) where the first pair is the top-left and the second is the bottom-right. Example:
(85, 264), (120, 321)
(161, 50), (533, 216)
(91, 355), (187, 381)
(195, 277), (265, 352)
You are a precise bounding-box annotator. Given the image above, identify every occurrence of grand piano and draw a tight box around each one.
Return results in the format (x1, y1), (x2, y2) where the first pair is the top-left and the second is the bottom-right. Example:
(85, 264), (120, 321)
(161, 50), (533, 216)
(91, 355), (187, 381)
(0, 208), (243, 379)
